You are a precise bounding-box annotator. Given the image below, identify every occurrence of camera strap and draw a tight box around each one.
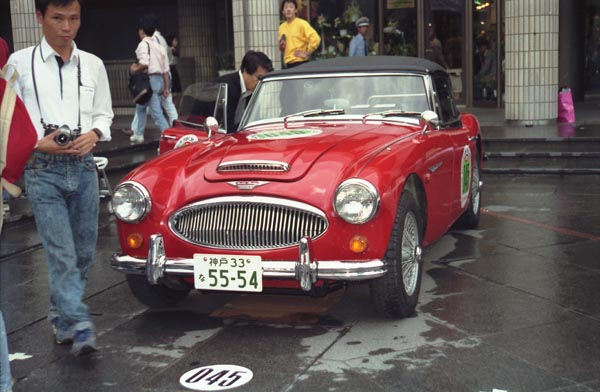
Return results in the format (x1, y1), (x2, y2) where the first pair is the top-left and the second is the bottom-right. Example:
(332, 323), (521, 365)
(31, 44), (81, 134)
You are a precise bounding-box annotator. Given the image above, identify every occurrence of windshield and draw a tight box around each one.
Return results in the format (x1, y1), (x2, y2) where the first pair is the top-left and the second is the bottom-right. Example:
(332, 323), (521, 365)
(177, 82), (227, 127)
(243, 74), (430, 126)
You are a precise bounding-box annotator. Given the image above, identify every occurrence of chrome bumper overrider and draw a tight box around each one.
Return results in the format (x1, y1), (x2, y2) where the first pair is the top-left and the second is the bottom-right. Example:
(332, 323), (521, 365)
(111, 234), (387, 291)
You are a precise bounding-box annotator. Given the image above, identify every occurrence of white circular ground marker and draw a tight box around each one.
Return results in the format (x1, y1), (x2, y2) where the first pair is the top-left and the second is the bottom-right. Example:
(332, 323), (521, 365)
(180, 364), (253, 391)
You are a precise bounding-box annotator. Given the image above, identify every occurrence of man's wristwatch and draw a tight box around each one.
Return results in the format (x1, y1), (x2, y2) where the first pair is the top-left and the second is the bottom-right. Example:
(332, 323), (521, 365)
(91, 128), (103, 140)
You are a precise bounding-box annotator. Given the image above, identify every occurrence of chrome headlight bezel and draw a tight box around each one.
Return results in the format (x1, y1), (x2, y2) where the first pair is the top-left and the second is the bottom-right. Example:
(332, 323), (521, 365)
(111, 181), (152, 223)
(334, 179), (380, 224)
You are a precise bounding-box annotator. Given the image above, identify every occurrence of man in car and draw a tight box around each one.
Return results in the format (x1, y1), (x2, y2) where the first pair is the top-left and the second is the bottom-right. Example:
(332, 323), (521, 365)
(216, 50), (273, 133)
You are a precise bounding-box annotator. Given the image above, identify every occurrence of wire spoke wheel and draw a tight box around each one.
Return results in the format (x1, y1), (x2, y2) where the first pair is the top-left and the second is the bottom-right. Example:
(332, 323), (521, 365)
(401, 211), (421, 296)
(369, 191), (423, 318)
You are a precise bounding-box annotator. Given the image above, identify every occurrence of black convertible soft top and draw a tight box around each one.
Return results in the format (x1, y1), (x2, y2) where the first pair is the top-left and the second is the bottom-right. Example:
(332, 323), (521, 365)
(266, 56), (446, 78)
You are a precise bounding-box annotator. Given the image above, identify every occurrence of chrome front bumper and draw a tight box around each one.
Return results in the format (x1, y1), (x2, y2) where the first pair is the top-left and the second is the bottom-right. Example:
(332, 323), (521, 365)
(111, 234), (387, 291)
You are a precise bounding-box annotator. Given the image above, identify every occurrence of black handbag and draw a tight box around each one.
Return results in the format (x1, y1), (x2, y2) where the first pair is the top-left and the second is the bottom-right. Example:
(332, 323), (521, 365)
(128, 42), (152, 105)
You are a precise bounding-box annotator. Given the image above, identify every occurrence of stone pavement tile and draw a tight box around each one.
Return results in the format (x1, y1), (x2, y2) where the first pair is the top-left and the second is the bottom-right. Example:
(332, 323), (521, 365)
(484, 316), (600, 384)
(420, 266), (576, 336)
(477, 211), (587, 251)
(286, 365), (388, 392)
(138, 320), (338, 392)
(435, 244), (564, 288)
(527, 240), (600, 272)
(448, 244), (600, 316)
(371, 342), (573, 392)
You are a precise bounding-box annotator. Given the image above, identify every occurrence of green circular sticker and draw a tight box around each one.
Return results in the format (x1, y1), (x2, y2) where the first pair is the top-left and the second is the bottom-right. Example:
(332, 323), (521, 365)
(460, 146), (472, 208)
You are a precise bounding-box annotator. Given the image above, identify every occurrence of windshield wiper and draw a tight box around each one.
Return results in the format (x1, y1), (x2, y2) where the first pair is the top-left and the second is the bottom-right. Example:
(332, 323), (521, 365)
(363, 110), (422, 119)
(283, 108), (345, 128)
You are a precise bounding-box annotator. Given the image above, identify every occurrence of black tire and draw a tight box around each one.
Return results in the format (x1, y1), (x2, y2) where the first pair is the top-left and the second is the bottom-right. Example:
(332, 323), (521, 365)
(369, 192), (424, 318)
(456, 151), (482, 229)
(126, 275), (190, 308)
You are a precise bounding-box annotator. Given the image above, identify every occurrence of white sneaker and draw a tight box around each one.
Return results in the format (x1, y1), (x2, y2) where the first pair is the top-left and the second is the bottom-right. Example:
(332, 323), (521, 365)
(129, 135), (144, 144)
(2, 203), (9, 219)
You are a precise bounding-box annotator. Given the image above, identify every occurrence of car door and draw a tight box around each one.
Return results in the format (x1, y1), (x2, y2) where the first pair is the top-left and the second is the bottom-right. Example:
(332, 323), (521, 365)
(432, 72), (475, 222)
(159, 82), (227, 153)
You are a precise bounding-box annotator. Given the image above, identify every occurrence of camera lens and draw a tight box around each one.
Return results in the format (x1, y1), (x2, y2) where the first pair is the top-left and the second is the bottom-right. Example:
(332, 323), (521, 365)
(54, 130), (71, 146)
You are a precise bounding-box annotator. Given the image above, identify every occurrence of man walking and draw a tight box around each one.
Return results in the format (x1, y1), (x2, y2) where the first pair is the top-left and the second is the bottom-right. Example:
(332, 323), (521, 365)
(5, 0), (113, 356)
(278, 0), (320, 68)
(129, 14), (170, 143)
(126, 16), (178, 136)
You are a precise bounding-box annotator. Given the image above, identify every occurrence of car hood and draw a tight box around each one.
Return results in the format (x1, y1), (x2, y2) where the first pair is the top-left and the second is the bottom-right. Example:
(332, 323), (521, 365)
(188, 122), (417, 182)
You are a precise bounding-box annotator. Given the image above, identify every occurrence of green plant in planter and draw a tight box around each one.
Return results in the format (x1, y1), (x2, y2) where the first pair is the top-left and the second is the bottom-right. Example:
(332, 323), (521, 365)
(342, 1), (361, 25)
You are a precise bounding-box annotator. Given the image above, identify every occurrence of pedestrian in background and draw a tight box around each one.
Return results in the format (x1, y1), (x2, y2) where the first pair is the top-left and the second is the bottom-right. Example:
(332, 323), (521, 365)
(151, 20), (178, 124)
(474, 36), (496, 100)
(129, 14), (170, 144)
(278, 0), (320, 68)
(167, 34), (182, 108)
(216, 50), (273, 132)
(349, 17), (369, 57)
(126, 15), (177, 139)
(5, 0), (113, 356)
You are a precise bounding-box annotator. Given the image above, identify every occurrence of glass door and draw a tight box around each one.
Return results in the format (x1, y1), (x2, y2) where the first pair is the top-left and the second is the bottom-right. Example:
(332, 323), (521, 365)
(424, 0), (465, 104)
(472, 0), (502, 107)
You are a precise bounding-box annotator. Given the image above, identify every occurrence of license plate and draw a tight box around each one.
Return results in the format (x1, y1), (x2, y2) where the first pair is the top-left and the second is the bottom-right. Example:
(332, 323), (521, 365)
(193, 254), (263, 292)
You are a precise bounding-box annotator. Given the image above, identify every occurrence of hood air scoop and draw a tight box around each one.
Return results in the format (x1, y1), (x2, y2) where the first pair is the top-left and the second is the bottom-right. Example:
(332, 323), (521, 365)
(217, 160), (290, 173)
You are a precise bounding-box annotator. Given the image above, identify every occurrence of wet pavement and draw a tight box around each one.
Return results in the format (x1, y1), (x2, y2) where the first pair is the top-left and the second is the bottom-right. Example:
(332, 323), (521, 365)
(1, 173), (599, 392)
(1, 104), (600, 391)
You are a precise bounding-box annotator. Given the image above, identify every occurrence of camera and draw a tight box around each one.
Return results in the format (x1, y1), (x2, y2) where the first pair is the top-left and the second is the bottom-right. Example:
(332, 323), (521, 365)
(44, 124), (81, 146)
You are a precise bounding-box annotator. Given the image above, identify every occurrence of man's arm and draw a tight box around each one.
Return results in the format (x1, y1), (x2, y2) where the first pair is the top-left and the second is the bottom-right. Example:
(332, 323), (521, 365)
(305, 21), (321, 56)
(163, 72), (170, 98)
(278, 26), (286, 53)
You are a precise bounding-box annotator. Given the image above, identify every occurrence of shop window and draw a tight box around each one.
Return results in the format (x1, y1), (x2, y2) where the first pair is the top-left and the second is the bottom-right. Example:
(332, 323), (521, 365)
(383, 0), (417, 56)
(298, 0), (375, 58)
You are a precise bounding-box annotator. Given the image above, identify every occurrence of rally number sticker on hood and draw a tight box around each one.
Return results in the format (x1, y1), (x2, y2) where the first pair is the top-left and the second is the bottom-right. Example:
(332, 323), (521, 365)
(247, 129), (322, 140)
(460, 145), (472, 208)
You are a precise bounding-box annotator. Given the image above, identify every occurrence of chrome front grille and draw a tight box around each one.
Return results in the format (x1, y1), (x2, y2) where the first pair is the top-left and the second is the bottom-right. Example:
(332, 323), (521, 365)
(169, 196), (328, 250)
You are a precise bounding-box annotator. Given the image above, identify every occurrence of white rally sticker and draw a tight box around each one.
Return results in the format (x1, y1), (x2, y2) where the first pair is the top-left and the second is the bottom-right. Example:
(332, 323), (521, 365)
(460, 145), (472, 209)
(180, 364), (253, 391)
(247, 128), (321, 140)
(175, 134), (200, 149)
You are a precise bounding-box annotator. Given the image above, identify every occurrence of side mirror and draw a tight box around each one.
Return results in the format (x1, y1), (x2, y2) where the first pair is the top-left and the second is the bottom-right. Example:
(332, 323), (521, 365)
(204, 117), (219, 137)
(420, 110), (440, 132)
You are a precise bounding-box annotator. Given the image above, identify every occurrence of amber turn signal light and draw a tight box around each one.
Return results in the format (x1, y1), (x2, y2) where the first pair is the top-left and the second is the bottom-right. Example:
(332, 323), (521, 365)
(349, 235), (368, 253)
(127, 233), (144, 249)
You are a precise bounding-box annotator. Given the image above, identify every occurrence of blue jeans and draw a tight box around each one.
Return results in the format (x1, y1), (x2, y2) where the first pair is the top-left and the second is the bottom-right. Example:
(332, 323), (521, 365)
(131, 75), (178, 130)
(0, 312), (11, 392)
(24, 152), (99, 332)
(134, 74), (169, 137)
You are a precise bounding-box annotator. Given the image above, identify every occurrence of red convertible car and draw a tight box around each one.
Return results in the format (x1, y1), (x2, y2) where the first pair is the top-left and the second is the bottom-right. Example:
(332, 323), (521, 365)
(111, 56), (482, 318)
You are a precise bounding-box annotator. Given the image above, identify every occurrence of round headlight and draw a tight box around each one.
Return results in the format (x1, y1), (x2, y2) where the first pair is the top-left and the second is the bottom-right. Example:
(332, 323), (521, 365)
(334, 179), (379, 224)
(111, 181), (151, 223)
